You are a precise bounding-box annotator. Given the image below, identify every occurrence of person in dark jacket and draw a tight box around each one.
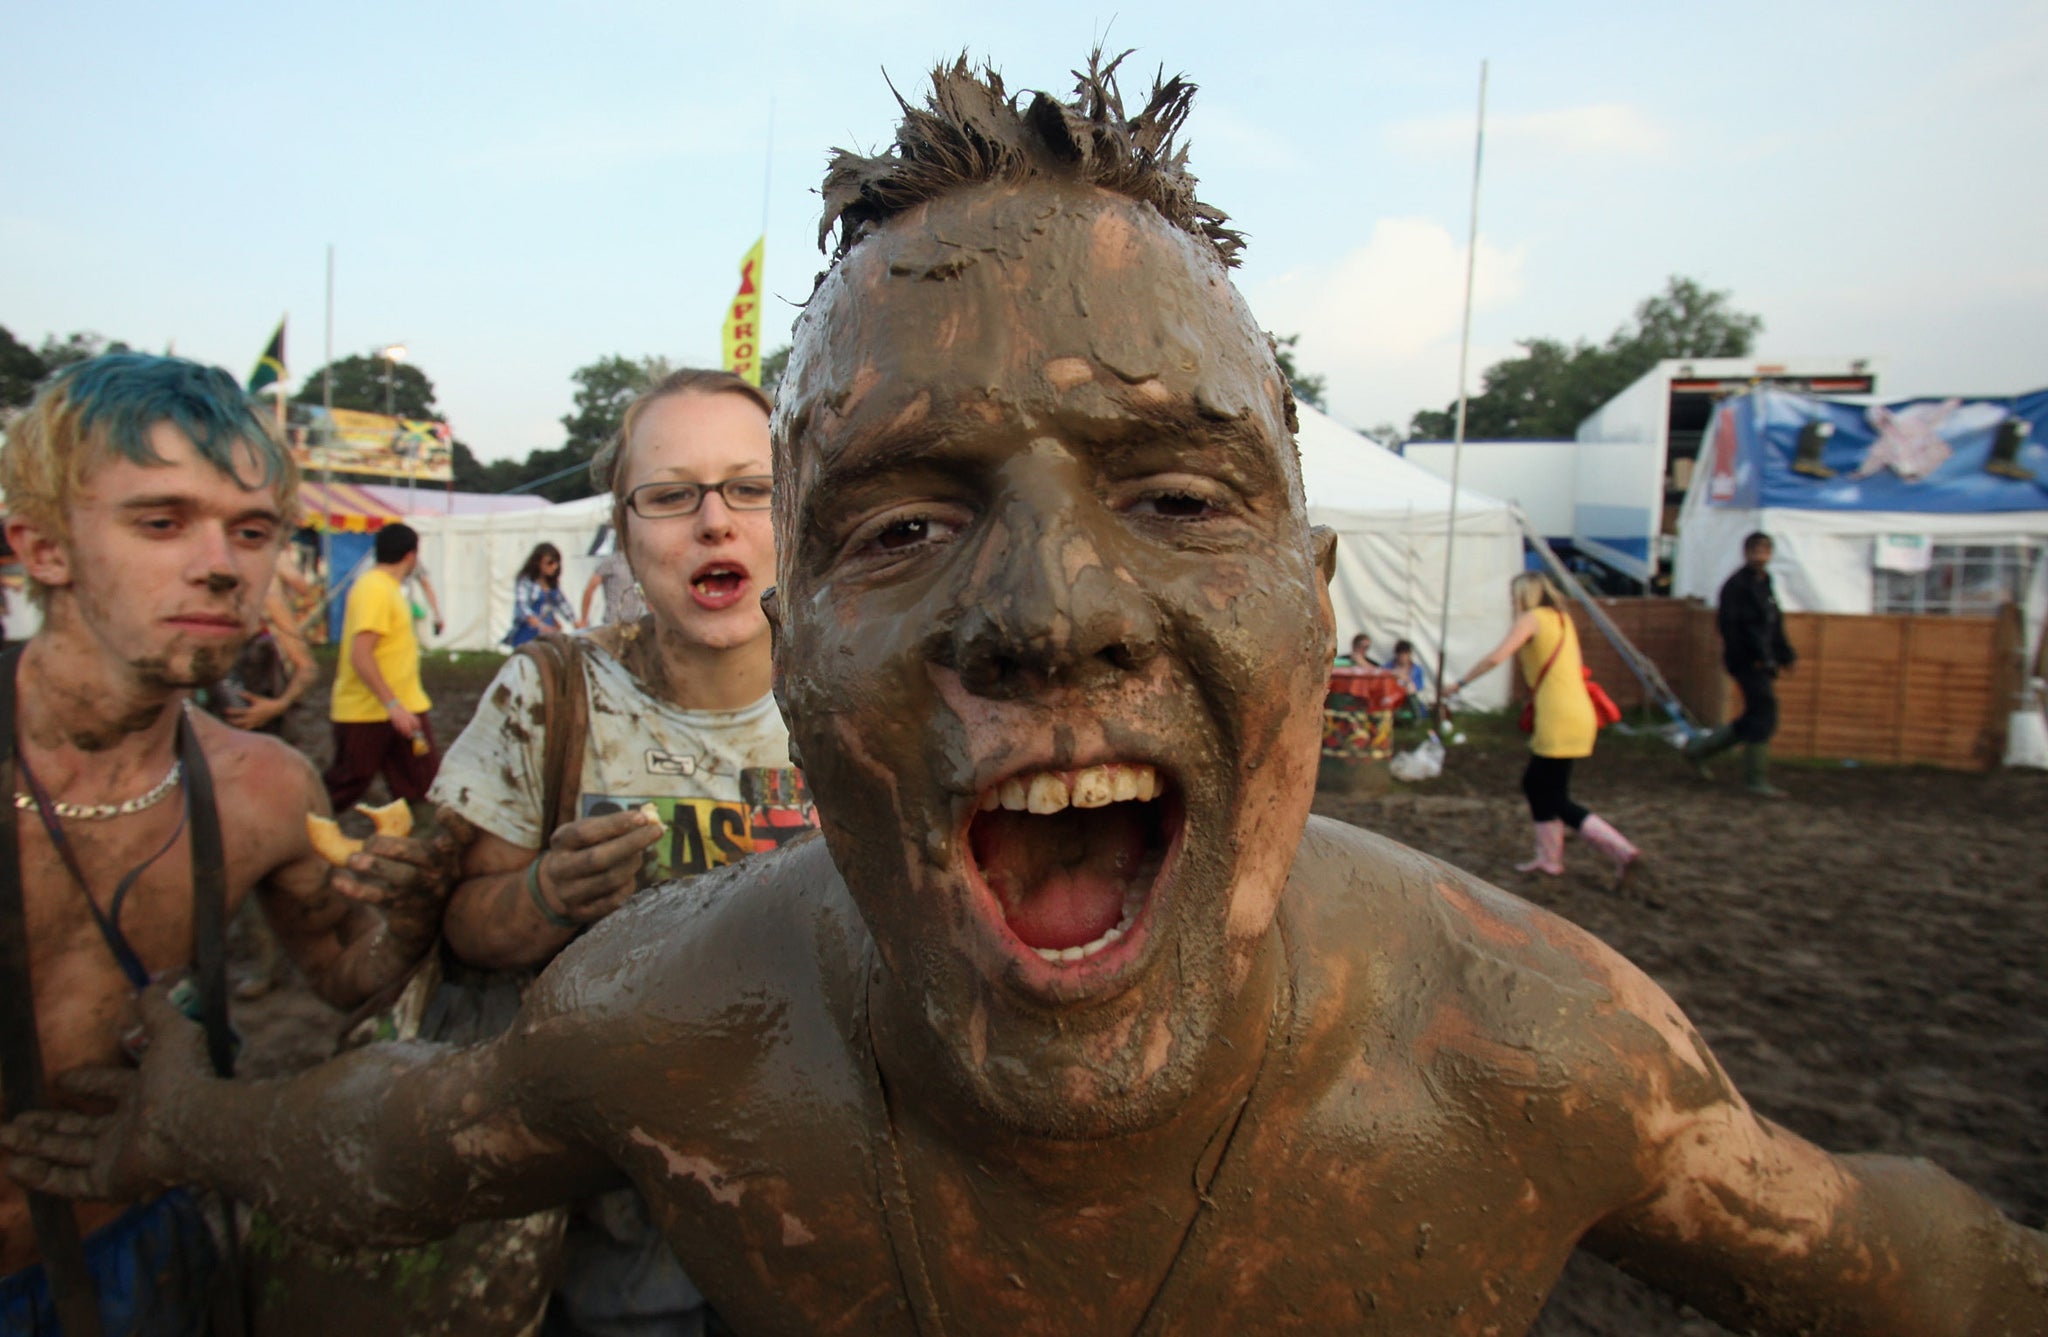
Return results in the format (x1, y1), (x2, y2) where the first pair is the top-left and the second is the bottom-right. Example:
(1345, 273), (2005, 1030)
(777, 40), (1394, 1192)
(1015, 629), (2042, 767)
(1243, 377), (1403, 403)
(1686, 531), (1797, 795)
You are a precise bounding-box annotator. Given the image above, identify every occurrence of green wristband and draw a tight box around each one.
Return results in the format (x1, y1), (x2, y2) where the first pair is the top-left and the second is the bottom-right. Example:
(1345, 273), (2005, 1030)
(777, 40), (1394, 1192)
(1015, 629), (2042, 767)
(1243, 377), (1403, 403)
(524, 858), (579, 931)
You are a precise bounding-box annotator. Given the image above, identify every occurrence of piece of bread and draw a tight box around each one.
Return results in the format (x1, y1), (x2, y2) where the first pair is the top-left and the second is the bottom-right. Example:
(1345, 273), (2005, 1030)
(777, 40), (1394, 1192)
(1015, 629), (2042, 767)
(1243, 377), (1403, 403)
(306, 801), (415, 867)
(305, 813), (362, 866)
(358, 799), (414, 838)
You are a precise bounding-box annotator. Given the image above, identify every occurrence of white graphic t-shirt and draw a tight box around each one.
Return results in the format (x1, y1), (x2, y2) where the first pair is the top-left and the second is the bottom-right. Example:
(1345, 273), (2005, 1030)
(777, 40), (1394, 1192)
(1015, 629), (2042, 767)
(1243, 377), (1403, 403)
(429, 642), (815, 881)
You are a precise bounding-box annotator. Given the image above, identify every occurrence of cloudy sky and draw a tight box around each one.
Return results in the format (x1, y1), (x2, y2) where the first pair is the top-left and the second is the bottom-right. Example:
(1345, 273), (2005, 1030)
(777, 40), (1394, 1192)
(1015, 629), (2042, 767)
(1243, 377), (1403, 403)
(5, 0), (2043, 460)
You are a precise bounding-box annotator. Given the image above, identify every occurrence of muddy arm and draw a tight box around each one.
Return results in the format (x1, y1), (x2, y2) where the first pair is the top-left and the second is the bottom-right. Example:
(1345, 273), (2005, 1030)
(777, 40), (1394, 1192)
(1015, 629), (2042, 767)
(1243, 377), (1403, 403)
(2, 983), (622, 1248)
(1580, 954), (2048, 1333)
(1590, 1120), (2048, 1334)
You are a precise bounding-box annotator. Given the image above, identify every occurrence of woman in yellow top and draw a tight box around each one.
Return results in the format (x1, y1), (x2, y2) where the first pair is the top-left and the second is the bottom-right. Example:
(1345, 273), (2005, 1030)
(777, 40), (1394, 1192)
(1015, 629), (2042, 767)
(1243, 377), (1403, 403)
(1449, 573), (1641, 884)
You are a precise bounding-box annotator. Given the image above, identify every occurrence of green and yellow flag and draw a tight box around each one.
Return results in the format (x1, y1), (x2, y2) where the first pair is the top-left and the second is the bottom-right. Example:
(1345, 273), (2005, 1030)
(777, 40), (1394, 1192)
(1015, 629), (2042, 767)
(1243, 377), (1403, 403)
(247, 317), (287, 394)
(721, 238), (764, 386)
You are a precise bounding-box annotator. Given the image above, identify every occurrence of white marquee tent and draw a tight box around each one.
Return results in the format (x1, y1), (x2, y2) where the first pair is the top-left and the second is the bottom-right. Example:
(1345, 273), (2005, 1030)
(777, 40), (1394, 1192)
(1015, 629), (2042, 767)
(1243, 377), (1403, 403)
(1295, 405), (1524, 710)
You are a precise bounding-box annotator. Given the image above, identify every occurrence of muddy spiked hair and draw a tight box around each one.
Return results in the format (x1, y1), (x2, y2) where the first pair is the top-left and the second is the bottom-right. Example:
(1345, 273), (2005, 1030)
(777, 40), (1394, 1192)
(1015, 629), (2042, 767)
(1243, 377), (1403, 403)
(818, 50), (1245, 274)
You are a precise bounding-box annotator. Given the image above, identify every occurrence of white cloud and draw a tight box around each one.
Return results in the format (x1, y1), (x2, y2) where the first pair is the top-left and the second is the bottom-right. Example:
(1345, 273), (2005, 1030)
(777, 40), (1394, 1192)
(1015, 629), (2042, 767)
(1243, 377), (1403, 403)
(1250, 216), (1527, 432)
(1386, 103), (1669, 161)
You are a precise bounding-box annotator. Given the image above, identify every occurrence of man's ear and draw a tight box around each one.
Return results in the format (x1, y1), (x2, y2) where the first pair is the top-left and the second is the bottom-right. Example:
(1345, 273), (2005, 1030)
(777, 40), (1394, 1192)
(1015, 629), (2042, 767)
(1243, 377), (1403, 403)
(1309, 526), (1338, 646)
(7, 514), (69, 596)
(1311, 526), (1338, 586)
(758, 585), (804, 768)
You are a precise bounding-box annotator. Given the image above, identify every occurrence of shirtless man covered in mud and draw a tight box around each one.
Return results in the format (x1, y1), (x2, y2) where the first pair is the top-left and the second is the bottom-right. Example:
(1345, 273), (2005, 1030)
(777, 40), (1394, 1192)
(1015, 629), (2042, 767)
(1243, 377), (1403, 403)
(8, 63), (2044, 1336)
(0, 355), (450, 1331)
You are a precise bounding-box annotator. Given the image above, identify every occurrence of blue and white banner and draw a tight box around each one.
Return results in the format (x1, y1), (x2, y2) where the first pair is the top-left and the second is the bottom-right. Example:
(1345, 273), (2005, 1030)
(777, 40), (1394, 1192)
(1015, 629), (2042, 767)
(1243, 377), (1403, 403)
(1705, 386), (2048, 514)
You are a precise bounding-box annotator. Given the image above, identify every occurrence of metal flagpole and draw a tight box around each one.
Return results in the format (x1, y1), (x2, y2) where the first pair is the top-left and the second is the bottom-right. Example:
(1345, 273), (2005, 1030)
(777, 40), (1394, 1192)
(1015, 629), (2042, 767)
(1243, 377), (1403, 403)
(322, 248), (335, 418)
(1433, 60), (1488, 706)
(320, 246), (336, 640)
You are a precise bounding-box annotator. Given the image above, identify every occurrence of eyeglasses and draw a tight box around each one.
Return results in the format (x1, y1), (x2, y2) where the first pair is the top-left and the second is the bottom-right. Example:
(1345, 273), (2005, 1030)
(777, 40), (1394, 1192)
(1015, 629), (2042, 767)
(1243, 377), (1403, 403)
(624, 475), (774, 520)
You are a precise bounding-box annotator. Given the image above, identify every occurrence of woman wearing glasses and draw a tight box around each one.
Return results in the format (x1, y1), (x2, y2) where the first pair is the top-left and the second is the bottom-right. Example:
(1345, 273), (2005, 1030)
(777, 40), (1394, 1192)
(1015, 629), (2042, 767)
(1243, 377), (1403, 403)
(409, 368), (807, 1336)
(435, 366), (802, 965)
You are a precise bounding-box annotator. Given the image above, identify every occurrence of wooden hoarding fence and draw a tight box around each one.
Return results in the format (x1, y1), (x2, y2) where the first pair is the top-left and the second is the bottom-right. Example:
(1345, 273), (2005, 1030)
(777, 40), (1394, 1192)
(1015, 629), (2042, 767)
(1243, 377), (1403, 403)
(1683, 602), (2014, 771)
(1523, 598), (2017, 771)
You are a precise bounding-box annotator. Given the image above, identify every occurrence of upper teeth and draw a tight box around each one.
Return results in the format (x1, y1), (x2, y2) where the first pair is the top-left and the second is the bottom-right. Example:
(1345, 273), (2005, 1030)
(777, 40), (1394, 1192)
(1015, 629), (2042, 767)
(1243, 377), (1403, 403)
(979, 763), (1158, 814)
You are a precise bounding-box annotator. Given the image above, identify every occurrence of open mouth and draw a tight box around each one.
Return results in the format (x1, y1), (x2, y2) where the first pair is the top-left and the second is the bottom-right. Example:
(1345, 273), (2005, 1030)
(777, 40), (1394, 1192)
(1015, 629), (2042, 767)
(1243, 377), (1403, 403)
(966, 762), (1178, 970)
(689, 561), (749, 611)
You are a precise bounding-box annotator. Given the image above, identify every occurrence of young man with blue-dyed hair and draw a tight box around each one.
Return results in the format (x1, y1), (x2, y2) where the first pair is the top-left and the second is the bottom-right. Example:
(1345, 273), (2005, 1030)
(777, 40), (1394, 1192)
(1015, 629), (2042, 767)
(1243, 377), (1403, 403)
(0, 354), (452, 1334)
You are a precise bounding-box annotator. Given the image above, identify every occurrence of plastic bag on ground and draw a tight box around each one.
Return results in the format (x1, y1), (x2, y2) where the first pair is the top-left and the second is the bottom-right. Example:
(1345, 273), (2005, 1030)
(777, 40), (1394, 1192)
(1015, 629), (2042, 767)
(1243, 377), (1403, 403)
(1390, 733), (1446, 783)
(2005, 678), (2048, 769)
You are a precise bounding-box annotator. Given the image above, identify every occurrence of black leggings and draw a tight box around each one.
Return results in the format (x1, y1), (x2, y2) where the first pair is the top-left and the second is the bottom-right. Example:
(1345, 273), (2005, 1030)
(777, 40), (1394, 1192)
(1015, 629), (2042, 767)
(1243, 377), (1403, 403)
(1522, 755), (1588, 828)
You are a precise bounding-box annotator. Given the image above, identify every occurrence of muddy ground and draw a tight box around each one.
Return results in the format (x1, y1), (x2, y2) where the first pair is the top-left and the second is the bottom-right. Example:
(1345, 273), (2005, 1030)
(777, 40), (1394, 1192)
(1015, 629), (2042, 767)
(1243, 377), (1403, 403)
(244, 655), (2047, 1335)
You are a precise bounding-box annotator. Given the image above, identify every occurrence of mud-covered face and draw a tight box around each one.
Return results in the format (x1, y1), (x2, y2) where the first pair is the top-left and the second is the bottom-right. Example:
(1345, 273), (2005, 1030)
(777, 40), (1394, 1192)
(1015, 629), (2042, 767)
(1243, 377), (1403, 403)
(775, 183), (1333, 1136)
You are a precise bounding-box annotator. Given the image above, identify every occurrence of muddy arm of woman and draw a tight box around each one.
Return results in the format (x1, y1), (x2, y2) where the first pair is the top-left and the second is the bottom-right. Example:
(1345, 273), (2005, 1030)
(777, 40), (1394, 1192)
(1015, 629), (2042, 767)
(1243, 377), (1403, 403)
(1, 982), (623, 1249)
(441, 810), (664, 972)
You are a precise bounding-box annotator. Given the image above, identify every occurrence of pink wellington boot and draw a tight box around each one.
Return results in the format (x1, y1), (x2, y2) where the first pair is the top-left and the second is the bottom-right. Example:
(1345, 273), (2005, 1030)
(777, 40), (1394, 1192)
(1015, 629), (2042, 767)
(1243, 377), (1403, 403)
(1578, 814), (1640, 890)
(1515, 820), (1566, 876)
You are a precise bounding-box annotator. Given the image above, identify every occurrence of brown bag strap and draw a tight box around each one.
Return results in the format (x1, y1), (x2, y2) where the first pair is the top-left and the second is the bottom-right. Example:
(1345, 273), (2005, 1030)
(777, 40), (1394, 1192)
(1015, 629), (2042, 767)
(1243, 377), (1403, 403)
(0, 643), (106, 1337)
(517, 634), (591, 844)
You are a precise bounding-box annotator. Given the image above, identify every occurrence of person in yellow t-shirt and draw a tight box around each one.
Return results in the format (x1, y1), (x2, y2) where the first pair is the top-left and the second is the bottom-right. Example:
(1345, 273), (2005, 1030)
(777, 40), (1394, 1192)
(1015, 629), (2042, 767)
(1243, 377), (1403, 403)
(1448, 572), (1642, 887)
(324, 523), (439, 808)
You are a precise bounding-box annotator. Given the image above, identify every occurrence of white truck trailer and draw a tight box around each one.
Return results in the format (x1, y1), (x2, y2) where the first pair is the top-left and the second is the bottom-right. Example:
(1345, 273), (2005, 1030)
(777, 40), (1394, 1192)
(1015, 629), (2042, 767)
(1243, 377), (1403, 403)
(1572, 356), (1876, 587)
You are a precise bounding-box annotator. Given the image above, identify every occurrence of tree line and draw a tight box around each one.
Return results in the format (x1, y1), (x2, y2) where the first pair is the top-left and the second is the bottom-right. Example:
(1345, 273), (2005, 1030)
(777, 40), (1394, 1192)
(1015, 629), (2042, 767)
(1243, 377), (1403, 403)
(0, 328), (138, 409)
(0, 328), (792, 504)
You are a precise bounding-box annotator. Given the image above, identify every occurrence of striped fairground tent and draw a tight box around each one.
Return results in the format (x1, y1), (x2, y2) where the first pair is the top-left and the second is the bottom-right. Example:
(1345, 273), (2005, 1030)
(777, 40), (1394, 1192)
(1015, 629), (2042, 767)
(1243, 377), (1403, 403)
(295, 478), (404, 532)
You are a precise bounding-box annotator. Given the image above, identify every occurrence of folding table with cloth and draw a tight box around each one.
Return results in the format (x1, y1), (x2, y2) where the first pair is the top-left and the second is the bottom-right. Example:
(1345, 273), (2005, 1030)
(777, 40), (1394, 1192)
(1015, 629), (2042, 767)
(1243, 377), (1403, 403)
(1322, 666), (1410, 761)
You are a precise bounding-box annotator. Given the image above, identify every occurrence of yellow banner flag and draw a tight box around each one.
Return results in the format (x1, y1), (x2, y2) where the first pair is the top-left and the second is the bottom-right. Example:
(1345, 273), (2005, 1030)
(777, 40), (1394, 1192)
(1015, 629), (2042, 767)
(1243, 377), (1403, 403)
(722, 236), (765, 386)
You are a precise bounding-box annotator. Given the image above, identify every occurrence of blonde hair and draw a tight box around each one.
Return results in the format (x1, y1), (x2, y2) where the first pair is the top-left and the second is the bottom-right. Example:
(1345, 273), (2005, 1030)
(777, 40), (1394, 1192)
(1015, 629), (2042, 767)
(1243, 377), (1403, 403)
(1511, 572), (1564, 613)
(588, 369), (773, 539)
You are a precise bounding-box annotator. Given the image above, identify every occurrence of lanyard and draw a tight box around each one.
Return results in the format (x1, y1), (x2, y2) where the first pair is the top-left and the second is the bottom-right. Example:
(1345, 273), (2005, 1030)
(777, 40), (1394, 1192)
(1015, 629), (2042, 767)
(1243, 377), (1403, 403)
(14, 741), (188, 991)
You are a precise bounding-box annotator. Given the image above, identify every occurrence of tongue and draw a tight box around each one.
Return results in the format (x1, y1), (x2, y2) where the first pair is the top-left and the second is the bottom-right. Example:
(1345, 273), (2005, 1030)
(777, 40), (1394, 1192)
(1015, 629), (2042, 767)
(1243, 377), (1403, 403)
(971, 806), (1145, 951)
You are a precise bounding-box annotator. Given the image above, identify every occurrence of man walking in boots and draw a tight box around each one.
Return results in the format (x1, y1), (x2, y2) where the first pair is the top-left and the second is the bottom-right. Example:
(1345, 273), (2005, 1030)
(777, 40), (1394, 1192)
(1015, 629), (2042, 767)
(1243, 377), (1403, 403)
(1687, 531), (1797, 796)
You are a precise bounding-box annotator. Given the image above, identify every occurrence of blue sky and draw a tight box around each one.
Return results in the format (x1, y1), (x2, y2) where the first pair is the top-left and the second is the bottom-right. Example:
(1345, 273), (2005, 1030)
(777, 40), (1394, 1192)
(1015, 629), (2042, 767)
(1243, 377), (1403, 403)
(5, 0), (2044, 461)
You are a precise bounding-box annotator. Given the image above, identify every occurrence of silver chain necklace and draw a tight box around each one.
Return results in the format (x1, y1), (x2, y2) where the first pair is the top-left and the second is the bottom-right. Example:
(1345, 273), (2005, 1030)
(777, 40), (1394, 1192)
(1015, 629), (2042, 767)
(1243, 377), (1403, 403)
(14, 756), (184, 820)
